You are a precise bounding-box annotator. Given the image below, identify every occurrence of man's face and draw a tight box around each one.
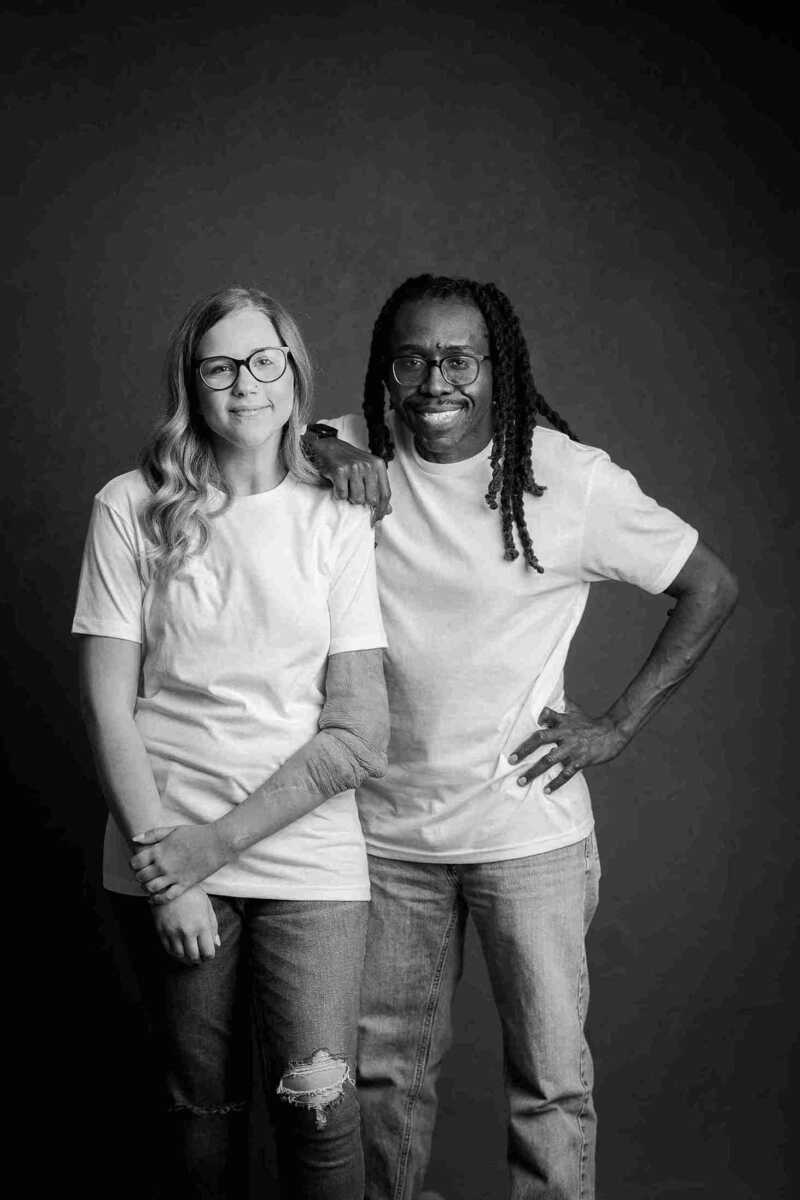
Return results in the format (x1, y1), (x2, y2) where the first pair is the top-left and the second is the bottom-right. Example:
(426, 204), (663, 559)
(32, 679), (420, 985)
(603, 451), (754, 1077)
(386, 298), (493, 463)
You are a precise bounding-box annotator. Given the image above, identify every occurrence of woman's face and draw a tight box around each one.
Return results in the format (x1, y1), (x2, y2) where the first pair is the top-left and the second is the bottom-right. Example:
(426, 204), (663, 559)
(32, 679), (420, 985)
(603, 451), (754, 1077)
(194, 307), (295, 459)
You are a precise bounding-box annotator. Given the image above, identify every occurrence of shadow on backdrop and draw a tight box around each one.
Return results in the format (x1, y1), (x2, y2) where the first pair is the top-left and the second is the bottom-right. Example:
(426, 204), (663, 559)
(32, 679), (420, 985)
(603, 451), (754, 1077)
(3, 2), (796, 1196)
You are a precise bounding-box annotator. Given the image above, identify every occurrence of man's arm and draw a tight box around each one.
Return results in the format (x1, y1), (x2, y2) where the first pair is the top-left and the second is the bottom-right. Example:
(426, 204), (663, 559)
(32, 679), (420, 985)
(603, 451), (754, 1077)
(130, 648), (390, 900)
(509, 540), (739, 790)
(302, 423), (392, 520)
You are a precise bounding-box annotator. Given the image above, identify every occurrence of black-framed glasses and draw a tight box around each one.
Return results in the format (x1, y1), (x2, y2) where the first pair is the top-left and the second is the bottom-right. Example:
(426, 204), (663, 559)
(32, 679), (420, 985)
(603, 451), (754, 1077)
(195, 347), (290, 390)
(390, 353), (490, 388)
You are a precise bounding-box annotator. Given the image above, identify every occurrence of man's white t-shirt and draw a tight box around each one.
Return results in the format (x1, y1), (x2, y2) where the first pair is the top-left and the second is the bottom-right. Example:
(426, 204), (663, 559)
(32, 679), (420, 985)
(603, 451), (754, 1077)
(72, 469), (387, 898)
(328, 413), (698, 864)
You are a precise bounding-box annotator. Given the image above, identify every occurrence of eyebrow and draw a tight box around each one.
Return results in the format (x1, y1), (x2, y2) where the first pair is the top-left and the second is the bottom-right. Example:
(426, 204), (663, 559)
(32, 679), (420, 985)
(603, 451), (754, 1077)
(393, 342), (480, 353)
(202, 344), (282, 358)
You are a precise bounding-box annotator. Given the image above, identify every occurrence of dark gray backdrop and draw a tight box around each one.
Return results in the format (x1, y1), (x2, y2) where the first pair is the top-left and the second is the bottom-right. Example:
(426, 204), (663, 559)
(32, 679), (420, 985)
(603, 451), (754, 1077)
(3, 2), (796, 1197)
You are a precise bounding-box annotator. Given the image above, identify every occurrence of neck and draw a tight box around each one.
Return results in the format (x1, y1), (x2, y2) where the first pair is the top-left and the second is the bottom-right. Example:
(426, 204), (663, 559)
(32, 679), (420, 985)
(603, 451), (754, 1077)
(214, 439), (287, 495)
(412, 435), (493, 464)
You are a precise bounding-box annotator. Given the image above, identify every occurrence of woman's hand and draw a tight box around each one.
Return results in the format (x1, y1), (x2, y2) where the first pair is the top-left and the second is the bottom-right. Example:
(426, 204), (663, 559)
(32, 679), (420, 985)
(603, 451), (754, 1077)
(508, 700), (628, 792)
(131, 823), (230, 903)
(151, 886), (220, 963)
(302, 434), (392, 522)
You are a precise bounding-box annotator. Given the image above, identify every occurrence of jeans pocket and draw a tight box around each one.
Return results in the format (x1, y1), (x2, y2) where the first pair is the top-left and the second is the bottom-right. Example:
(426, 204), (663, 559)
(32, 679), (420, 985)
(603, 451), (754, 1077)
(583, 831), (601, 929)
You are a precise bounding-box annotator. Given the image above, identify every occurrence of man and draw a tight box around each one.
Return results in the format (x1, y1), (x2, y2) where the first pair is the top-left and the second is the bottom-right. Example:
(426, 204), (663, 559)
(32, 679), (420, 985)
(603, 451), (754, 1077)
(303, 273), (738, 1200)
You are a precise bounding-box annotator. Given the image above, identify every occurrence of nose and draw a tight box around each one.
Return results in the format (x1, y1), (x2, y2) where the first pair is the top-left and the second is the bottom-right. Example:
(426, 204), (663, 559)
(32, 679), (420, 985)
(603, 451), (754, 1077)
(232, 362), (258, 394)
(420, 362), (453, 397)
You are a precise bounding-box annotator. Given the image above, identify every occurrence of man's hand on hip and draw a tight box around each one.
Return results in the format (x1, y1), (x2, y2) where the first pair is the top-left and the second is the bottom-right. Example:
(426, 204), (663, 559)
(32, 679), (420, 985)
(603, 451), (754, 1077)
(509, 700), (627, 793)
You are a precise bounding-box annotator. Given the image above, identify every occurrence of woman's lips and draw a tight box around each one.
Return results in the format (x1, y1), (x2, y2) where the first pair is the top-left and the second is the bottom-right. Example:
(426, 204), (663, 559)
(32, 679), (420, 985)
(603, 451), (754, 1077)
(230, 404), (271, 417)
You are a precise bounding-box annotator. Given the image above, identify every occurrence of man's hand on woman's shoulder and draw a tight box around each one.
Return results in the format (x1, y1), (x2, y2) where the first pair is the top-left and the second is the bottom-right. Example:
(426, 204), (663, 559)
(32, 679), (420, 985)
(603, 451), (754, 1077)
(302, 432), (392, 522)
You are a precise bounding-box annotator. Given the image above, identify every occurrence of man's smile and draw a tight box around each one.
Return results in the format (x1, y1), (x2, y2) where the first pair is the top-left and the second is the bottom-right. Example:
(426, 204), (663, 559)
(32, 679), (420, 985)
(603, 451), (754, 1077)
(409, 404), (467, 430)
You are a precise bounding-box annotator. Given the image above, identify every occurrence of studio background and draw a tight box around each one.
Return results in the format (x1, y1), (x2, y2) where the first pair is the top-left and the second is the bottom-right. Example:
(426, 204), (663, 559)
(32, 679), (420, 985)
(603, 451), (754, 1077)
(3, 2), (795, 1196)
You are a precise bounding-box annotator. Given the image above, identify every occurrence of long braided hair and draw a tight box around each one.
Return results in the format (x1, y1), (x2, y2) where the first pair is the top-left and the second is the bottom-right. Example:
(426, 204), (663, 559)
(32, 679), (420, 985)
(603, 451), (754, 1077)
(363, 274), (578, 571)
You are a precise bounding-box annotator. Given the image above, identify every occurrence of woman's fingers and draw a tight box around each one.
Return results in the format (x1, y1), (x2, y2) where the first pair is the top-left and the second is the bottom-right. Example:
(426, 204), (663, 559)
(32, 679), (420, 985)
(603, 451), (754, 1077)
(182, 933), (201, 965)
(142, 873), (171, 895)
(134, 862), (161, 883)
(131, 826), (175, 845)
(205, 896), (220, 940)
(197, 929), (217, 960)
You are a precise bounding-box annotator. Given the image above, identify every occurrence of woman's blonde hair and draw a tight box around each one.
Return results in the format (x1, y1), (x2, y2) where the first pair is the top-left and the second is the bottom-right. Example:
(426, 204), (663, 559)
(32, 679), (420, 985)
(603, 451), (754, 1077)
(140, 285), (319, 577)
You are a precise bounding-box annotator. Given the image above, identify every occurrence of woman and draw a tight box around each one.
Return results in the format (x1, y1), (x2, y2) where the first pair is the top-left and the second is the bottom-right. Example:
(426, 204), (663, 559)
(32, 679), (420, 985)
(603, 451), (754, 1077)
(73, 286), (388, 1199)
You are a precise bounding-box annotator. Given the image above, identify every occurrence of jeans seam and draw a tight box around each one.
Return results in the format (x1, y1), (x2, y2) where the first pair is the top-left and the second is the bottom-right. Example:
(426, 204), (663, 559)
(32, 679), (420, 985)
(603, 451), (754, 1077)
(393, 892), (460, 1200)
(577, 834), (592, 1200)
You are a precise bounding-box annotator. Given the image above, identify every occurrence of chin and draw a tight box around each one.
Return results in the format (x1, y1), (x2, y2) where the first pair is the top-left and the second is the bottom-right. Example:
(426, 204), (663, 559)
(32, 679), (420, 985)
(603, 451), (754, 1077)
(415, 430), (460, 451)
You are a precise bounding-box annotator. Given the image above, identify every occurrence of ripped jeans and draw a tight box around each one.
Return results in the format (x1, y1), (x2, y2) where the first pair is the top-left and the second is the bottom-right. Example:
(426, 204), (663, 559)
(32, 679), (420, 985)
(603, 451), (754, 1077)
(113, 894), (368, 1200)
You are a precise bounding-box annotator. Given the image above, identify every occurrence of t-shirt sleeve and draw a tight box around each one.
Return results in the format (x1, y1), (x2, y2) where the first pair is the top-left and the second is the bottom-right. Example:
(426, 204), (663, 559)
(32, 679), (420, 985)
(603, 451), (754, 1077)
(327, 506), (387, 655)
(580, 455), (699, 593)
(313, 413), (370, 450)
(71, 498), (145, 642)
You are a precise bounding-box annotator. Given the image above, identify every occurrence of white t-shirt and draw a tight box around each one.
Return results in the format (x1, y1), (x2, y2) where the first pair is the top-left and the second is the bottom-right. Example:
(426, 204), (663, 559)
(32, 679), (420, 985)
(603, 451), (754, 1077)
(328, 413), (698, 863)
(72, 469), (387, 898)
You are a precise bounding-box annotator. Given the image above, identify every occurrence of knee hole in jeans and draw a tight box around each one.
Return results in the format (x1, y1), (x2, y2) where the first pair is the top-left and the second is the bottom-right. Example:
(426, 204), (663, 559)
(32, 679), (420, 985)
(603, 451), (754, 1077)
(275, 1048), (353, 1130)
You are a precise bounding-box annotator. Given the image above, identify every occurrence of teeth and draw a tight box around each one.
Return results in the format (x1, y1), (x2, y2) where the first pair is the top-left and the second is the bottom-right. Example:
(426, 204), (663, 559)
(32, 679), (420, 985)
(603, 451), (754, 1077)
(417, 410), (462, 425)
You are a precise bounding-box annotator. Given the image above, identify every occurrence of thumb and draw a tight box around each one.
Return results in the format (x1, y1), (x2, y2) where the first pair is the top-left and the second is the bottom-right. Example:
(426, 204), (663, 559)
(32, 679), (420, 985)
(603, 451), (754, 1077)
(132, 826), (175, 844)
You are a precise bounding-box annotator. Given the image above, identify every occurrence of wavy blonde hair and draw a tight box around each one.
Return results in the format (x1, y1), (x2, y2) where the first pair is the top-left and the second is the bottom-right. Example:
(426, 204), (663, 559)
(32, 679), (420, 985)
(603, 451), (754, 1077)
(140, 286), (319, 577)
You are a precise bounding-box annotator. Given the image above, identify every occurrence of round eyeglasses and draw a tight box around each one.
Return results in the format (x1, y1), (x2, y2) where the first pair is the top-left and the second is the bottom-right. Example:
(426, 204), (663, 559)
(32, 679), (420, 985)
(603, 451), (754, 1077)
(196, 347), (290, 390)
(390, 353), (490, 388)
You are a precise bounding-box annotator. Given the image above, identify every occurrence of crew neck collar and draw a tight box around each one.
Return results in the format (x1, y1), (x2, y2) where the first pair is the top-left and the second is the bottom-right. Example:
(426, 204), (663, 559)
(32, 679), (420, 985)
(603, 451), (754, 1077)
(210, 471), (293, 500)
(393, 415), (492, 475)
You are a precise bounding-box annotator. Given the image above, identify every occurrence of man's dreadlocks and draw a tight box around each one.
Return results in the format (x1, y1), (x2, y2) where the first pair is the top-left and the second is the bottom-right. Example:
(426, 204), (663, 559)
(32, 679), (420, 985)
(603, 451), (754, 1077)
(363, 274), (578, 571)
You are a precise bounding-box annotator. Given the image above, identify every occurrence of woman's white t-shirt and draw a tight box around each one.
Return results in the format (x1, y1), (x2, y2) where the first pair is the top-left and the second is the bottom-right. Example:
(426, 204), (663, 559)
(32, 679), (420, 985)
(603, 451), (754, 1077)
(72, 469), (387, 898)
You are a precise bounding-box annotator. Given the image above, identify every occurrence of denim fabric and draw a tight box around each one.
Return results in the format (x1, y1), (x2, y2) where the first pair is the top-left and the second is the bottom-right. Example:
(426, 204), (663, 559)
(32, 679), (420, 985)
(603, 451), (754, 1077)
(114, 894), (369, 1200)
(358, 834), (601, 1200)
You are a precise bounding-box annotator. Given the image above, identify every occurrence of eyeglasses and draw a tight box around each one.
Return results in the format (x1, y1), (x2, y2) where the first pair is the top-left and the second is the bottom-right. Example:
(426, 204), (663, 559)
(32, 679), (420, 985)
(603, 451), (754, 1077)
(195, 347), (290, 390)
(390, 353), (490, 388)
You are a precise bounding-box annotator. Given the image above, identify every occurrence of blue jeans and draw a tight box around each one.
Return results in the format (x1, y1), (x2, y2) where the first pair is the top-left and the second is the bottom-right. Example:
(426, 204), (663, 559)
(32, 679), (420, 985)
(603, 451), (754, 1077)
(114, 894), (369, 1200)
(357, 833), (601, 1200)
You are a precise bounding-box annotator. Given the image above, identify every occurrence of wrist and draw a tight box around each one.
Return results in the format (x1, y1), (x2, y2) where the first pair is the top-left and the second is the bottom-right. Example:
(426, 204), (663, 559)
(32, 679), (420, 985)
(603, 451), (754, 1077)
(214, 812), (246, 861)
(602, 707), (635, 750)
(301, 424), (339, 468)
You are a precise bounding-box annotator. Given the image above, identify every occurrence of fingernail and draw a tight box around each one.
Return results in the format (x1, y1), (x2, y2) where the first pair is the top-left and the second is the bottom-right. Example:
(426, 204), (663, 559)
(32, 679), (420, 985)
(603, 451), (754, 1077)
(508, 754), (517, 764)
(544, 786), (551, 794)
(517, 776), (527, 786)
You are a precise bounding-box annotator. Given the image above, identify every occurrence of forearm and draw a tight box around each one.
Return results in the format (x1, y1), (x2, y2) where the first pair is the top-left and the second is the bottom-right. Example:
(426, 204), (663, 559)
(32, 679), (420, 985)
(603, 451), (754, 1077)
(82, 708), (166, 846)
(216, 649), (389, 859)
(217, 729), (387, 858)
(606, 562), (738, 744)
(510, 543), (738, 788)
